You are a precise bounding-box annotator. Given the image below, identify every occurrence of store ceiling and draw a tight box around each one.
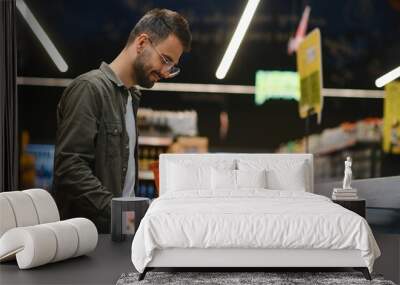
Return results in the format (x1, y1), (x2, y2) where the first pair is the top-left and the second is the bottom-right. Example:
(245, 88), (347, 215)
(17, 0), (400, 89)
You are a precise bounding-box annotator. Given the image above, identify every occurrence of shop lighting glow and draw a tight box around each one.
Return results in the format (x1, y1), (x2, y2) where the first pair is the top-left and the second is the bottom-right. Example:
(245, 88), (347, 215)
(375, 66), (400, 88)
(16, 0), (68, 72)
(215, 0), (260, 79)
(17, 77), (385, 98)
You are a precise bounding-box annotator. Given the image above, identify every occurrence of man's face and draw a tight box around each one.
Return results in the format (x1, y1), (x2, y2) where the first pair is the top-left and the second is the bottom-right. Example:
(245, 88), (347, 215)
(134, 34), (184, 88)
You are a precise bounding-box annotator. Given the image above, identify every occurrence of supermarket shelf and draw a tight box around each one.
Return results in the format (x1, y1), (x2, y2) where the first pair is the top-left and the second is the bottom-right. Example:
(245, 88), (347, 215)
(314, 140), (381, 156)
(138, 136), (173, 146)
(314, 139), (357, 156)
(138, 170), (154, 180)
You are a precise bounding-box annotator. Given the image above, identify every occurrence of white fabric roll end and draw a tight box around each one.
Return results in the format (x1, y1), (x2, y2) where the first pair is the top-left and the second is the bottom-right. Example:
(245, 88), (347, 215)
(0, 226), (57, 269)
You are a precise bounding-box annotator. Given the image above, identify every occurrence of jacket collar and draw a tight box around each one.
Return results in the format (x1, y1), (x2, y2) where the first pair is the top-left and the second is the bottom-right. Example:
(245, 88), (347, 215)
(100, 62), (125, 87)
(100, 62), (141, 97)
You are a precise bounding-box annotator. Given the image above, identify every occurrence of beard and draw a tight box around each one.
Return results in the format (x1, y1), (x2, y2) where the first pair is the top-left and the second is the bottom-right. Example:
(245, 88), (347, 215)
(133, 50), (156, 88)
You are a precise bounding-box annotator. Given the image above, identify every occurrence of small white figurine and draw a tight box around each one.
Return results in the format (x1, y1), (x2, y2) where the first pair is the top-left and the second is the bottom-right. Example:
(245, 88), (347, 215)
(343, 157), (352, 189)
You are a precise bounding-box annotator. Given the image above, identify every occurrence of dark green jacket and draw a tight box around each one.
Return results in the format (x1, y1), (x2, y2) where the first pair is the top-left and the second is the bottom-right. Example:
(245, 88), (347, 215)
(53, 62), (141, 233)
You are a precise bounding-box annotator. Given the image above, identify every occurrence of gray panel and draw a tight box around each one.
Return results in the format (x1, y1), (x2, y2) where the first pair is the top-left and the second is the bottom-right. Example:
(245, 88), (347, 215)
(373, 233), (400, 284)
(315, 176), (400, 209)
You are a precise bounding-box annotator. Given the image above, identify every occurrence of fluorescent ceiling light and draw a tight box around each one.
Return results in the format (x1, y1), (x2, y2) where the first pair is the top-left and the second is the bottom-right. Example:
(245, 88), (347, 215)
(215, 0), (260, 79)
(375, 66), (400, 88)
(16, 0), (68, 72)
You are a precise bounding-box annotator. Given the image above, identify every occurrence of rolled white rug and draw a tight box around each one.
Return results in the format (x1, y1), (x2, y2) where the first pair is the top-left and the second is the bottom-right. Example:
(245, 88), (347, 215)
(0, 191), (39, 228)
(23, 188), (60, 224)
(65, 218), (98, 257)
(0, 225), (57, 268)
(0, 189), (59, 239)
(42, 221), (79, 263)
(0, 196), (17, 237)
(0, 219), (98, 269)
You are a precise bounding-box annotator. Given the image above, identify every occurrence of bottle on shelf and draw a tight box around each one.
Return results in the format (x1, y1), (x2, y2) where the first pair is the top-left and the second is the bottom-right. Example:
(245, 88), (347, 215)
(157, 147), (163, 160)
(142, 147), (149, 170)
(149, 147), (156, 164)
(138, 148), (143, 171)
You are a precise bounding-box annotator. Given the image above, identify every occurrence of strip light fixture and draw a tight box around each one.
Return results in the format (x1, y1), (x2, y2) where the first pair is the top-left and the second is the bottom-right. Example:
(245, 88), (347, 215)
(16, 0), (68, 72)
(375, 66), (400, 88)
(16, 77), (385, 98)
(215, 0), (260, 79)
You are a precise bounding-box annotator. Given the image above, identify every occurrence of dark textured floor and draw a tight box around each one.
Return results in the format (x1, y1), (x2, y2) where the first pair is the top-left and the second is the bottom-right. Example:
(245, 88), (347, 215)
(117, 271), (396, 285)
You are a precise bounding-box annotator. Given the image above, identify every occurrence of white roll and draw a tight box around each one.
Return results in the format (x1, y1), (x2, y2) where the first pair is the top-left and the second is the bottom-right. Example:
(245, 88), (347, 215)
(0, 195), (16, 238)
(0, 227), (24, 262)
(65, 218), (98, 257)
(23, 189), (60, 223)
(42, 221), (78, 263)
(0, 226), (57, 269)
(1, 192), (39, 227)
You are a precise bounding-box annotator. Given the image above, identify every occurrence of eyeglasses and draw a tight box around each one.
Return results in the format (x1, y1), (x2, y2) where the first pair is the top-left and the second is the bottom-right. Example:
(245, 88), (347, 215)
(147, 38), (180, 78)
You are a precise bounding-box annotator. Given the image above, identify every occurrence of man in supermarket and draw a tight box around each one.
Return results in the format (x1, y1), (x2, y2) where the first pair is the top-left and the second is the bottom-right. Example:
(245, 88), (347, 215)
(53, 9), (192, 233)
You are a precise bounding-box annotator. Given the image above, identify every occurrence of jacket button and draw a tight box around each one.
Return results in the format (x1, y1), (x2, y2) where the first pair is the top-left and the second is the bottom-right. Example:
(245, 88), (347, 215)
(125, 145), (129, 149)
(122, 167), (127, 172)
(114, 128), (118, 133)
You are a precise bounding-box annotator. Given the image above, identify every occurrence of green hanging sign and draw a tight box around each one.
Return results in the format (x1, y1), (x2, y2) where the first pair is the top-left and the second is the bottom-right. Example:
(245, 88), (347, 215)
(255, 70), (300, 105)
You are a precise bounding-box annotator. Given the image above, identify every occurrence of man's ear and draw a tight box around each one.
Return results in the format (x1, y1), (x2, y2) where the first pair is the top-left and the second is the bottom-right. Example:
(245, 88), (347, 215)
(135, 33), (148, 54)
